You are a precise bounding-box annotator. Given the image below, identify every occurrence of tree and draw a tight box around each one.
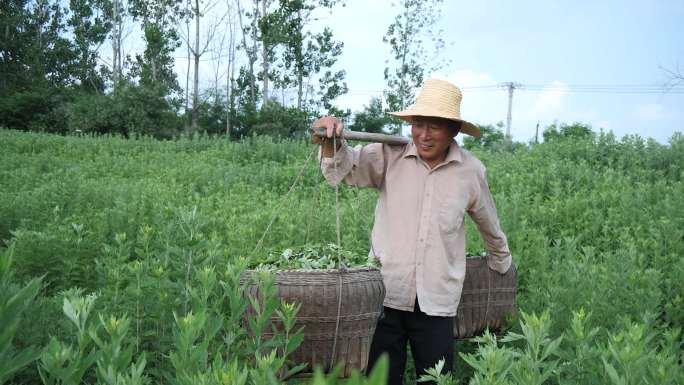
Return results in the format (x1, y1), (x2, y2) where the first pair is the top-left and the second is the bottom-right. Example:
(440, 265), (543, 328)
(276, 1), (346, 111)
(312, 28), (347, 113)
(383, 0), (446, 133)
(258, 0), (275, 106)
(224, 0), (239, 137)
(0, 1), (77, 132)
(251, 100), (312, 138)
(0, 0), (31, 93)
(129, 0), (184, 95)
(462, 122), (506, 149)
(179, 0), (228, 136)
(275, 0), (308, 108)
(543, 122), (595, 142)
(106, 0), (125, 86)
(66, 81), (181, 138)
(348, 96), (392, 133)
(0, 0), (76, 93)
(67, 0), (112, 92)
(236, 0), (259, 111)
(207, 0), (240, 137)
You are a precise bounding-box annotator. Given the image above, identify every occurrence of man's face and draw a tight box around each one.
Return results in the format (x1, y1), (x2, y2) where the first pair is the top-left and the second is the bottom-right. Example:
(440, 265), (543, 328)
(411, 117), (457, 167)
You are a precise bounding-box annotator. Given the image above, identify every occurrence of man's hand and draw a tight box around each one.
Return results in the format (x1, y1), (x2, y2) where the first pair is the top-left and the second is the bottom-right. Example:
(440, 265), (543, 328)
(311, 116), (344, 157)
(311, 116), (344, 143)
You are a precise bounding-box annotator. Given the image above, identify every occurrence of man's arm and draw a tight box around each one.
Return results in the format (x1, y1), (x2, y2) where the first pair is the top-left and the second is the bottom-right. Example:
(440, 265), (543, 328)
(467, 166), (512, 274)
(312, 117), (386, 189)
(319, 141), (386, 188)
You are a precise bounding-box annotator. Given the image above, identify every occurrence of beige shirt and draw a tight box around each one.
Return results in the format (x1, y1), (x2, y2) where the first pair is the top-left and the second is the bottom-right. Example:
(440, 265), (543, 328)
(320, 140), (511, 317)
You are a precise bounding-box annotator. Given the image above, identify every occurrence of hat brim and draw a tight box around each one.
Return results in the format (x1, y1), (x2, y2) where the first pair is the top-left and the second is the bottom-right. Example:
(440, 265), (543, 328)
(389, 110), (481, 138)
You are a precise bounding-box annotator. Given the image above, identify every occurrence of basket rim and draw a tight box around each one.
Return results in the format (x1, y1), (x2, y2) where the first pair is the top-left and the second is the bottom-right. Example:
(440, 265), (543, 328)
(242, 266), (381, 275)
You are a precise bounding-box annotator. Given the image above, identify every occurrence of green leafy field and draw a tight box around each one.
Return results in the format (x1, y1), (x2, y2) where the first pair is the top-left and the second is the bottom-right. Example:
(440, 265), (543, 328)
(1, 129), (683, 384)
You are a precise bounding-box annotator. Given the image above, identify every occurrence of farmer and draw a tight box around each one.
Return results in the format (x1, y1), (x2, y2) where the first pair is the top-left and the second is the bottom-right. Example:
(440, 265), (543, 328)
(311, 78), (512, 384)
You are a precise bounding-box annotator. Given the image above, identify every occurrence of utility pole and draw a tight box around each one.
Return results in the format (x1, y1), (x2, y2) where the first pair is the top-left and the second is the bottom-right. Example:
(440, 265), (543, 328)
(500, 82), (522, 141)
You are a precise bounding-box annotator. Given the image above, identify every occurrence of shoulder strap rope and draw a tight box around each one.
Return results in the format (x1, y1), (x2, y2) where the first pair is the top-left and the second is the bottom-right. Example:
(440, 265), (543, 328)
(251, 145), (318, 258)
(329, 133), (345, 371)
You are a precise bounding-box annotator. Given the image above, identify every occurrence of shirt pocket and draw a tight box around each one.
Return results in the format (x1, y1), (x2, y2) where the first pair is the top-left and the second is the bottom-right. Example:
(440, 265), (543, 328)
(439, 201), (465, 235)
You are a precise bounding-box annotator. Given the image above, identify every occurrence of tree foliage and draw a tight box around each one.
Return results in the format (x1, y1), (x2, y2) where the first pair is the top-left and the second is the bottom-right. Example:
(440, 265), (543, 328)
(348, 97), (391, 133)
(275, 1), (347, 111)
(67, 0), (112, 92)
(1, 0), (350, 139)
(66, 82), (181, 138)
(129, 0), (184, 95)
(382, 0), (446, 133)
(543, 122), (595, 142)
(1, 0), (76, 92)
(462, 122), (506, 149)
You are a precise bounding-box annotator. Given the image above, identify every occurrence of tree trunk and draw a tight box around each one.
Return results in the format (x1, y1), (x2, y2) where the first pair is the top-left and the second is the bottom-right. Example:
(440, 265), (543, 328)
(260, 0), (269, 106)
(36, 0), (47, 78)
(212, 23), (224, 108)
(191, 0), (200, 136)
(304, 76), (311, 103)
(297, 70), (303, 109)
(249, 36), (257, 106)
(236, 0), (256, 109)
(185, 12), (191, 127)
(37, 0), (43, 52)
(151, 56), (158, 82)
(226, 4), (236, 138)
(296, 9), (303, 109)
(112, 0), (119, 85)
(227, 44), (234, 139)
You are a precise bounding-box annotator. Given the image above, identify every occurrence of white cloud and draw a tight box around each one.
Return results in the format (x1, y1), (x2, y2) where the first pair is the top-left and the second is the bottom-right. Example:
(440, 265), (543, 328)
(336, 91), (384, 113)
(530, 81), (568, 116)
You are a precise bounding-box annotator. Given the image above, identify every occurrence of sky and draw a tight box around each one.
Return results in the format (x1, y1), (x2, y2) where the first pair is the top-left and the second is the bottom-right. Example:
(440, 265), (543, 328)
(323, 0), (684, 143)
(166, 0), (684, 143)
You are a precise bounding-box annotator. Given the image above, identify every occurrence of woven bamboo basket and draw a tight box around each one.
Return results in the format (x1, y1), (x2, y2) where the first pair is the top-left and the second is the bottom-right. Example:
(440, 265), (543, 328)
(453, 257), (518, 339)
(241, 267), (385, 377)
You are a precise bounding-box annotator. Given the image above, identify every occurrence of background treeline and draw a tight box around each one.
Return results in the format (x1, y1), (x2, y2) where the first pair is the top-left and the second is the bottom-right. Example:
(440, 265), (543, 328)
(1, 0), (455, 139)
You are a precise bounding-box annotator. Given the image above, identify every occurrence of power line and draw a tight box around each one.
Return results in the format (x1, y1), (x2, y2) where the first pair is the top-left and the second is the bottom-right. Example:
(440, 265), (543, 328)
(460, 83), (684, 94)
(304, 84), (684, 94)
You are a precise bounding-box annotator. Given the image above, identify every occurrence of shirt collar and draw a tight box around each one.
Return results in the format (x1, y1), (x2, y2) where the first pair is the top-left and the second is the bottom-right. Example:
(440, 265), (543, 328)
(404, 141), (463, 164)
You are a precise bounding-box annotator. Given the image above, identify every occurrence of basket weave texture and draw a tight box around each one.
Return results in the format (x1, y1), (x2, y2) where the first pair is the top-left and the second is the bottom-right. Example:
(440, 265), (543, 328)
(454, 257), (518, 339)
(241, 267), (385, 377)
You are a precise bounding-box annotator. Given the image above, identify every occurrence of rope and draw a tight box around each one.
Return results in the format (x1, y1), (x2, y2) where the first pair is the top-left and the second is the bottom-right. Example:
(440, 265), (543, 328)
(329, 133), (344, 371)
(484, 263), (491, 323)
(251, 145), (318, 257)
(248, 128), (348, 371)
(333, 134), (342, 261)
(321, 134), (343, 258)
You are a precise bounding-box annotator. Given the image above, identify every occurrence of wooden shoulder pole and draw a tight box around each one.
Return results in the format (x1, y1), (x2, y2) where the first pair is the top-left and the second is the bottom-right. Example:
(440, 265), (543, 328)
(312, 128), (410, 146)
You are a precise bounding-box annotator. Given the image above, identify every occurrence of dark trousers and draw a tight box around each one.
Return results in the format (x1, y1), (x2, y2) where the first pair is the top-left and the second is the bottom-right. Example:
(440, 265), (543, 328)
(366, 300), (454, 385)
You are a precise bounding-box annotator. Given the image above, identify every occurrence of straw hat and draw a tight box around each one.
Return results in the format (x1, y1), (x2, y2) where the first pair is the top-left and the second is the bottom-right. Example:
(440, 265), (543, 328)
(389, 79), (481, 137)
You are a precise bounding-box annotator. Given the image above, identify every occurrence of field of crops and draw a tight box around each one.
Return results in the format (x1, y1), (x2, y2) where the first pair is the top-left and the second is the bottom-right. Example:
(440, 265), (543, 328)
(2, 128), (683, 384)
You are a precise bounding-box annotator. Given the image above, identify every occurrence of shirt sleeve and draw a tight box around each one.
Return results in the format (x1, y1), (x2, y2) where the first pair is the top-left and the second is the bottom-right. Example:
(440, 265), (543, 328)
(319, 142), (386, 189)
(467, 166), (512, 274)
